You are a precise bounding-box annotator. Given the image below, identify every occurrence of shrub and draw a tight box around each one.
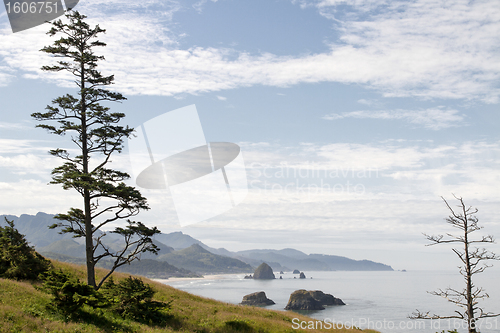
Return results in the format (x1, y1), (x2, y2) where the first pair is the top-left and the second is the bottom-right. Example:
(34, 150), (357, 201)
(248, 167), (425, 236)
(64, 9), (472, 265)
(224, 319), (254, 332)
(100, 276), (171, 324)
(38, 269), (99, 316)
(0, 217), (51, 280)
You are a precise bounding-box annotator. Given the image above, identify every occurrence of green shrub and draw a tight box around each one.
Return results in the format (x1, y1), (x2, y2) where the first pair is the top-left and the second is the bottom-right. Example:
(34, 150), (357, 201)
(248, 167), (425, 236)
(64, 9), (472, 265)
(0, 217), (51, 280)
(100, 276), (171, 324)
(224, 319), (255, 332)
(38, 269), (99, 316)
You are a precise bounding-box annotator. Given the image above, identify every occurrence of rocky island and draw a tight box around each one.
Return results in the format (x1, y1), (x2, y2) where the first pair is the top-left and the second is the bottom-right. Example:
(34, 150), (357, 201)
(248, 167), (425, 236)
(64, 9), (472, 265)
(240, 291), (275, 306)
(285, 289), (345, 310)
(252, 262), (275, 279)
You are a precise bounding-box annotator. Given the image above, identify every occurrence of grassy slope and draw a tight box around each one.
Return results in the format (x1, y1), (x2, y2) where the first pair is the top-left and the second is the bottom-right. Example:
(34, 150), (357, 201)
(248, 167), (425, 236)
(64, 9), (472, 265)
(0, 260), (379, 333)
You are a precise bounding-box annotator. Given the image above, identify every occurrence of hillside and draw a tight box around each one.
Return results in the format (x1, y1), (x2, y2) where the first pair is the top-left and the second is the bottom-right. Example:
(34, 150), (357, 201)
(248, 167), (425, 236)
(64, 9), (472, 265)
(38, 253), (198, 279)
(1, 212), (71, 247)
(154, 231), (204, 250)
(235, 249), (393, 271)
(158, 244), (254, 274)
(0, 260), (380, 333)
(1, 213), (394, 273)
(38, 235), (174, 260)
(39, 239), (85, 258)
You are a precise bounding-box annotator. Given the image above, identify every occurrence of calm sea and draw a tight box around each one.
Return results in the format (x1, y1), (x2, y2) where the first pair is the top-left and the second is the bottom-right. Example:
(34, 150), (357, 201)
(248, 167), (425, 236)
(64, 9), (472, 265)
(159, 270), (500, 333)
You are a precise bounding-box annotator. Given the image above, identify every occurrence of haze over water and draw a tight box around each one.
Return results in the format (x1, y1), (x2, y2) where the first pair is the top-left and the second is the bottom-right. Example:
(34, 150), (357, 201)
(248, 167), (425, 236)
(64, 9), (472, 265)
(161, 270), (500, 333)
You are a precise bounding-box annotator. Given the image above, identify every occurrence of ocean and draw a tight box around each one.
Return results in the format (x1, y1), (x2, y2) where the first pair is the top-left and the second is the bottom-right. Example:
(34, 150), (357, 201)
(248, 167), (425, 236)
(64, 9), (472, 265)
(158, 270), (500, 333)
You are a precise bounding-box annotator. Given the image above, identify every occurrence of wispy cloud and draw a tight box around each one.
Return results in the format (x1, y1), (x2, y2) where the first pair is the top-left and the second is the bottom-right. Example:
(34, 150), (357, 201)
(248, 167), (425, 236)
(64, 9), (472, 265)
(0, 0), (499, 100)
(0, 122), (32, 130)
(0, 139), (40, 154)
(193, 0), (219, 13)
(1, 136), (499, 251)
(322, 108), (465, 130)
(0, 154), (56, 174)
(0, 179), (81, 215)
(0, 67), (14, 86)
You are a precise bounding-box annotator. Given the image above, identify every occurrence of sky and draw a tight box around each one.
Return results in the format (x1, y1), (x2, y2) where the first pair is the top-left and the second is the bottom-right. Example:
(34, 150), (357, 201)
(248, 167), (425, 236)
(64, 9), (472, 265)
(0, 0), (499, 271)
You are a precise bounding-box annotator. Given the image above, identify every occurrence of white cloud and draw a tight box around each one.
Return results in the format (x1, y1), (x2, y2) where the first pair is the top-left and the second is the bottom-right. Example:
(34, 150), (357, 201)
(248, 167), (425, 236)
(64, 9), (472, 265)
(0, 67), (14, 86)
(323, 108), (465, 130)
(0, 179), (81, 216)
(216, 95), (227, 101)
(0, 122), (31, 130)
(1, 136), (499, 268)
(0, 0), (498, 101)
(241, 139), (500, 200)
(357, 99), (375, 106)
(0, 139), (40, 154)
(0, 154), (55, 173)
(193, 0), (219, 13)
(315, 0), (500, 101)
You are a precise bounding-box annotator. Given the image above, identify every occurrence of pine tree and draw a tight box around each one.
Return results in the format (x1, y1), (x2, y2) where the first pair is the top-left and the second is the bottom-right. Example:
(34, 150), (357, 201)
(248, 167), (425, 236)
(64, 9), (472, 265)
(32, 11), (159, 290)
(0, 217), (51, 280)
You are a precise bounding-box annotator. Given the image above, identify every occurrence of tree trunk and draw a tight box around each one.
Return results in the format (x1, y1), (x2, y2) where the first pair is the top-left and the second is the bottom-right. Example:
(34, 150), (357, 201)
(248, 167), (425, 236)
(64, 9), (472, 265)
(80, 44), (96, 289)
(84, 189), (96, 288)
(463, 212), (476, 333)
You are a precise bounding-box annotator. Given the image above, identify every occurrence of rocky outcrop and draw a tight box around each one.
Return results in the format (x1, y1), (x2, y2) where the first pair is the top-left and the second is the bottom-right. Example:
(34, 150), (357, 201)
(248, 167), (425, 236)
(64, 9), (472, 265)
(299, 272), (306, 279)
(253, 263), (275, 279)
(285, 290), (324, 310)
(240, 291), (275, 306)
(309, 290), (345, 305)
(285, 290), (345, 310)
(292, 269), (300, 274)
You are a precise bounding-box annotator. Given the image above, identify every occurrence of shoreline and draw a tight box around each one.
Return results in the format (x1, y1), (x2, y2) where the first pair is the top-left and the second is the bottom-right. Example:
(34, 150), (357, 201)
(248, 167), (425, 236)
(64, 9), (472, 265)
(153, 272), (246, 284)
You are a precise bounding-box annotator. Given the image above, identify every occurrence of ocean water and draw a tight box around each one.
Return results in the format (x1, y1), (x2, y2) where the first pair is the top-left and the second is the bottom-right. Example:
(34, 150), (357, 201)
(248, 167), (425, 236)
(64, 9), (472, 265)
(159, 270), (500, 333)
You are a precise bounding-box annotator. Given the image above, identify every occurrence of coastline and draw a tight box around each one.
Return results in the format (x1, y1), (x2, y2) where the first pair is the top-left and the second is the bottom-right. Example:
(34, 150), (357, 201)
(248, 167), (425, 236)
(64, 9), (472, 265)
(153, 272), (246, 283)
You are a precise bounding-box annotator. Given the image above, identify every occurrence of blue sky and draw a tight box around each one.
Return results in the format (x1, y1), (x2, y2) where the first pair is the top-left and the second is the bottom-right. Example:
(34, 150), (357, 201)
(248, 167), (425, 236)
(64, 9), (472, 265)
(0, 0), (499, 270)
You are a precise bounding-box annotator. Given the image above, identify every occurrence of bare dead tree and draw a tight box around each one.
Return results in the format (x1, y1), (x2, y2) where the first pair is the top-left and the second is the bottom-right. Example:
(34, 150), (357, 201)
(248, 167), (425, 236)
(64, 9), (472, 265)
(409, 195), (500, 333)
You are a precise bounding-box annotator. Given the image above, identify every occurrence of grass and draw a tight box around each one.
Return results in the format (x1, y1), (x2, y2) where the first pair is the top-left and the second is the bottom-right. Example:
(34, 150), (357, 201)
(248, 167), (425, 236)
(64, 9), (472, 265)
(0, 259), (380, 333)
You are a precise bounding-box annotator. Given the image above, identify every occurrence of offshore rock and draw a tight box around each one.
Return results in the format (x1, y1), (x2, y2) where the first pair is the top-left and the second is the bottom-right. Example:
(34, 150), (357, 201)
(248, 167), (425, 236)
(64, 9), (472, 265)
(285, 290), (324, 310)
(253, 263), (275, 279)
(285, 290), (345, 310)
(309, 290), (345, 305)
(240, 291), (275, 306)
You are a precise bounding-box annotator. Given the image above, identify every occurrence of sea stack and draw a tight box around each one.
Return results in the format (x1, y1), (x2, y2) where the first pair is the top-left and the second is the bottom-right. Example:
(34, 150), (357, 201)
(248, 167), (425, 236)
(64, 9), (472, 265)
(253, 263), (275, 279)
(285, 290), (324, 310)
(309, 290), (345, 305)
(240, 291), (275, 306)
(285, 290), (345, 310)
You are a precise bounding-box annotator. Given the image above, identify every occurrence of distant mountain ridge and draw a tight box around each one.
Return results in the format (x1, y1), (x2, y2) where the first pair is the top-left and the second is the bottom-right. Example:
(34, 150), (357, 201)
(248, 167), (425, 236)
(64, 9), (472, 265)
(0, 212), (393, 273)
(158, 244), (254, 274)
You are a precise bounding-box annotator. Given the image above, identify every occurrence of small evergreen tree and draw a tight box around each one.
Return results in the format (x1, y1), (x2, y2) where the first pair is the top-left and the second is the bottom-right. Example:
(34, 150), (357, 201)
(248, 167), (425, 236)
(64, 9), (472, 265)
(100, 276), (171, 324)
(38, 269), (98, 317)
(0, 217), (51, 280)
